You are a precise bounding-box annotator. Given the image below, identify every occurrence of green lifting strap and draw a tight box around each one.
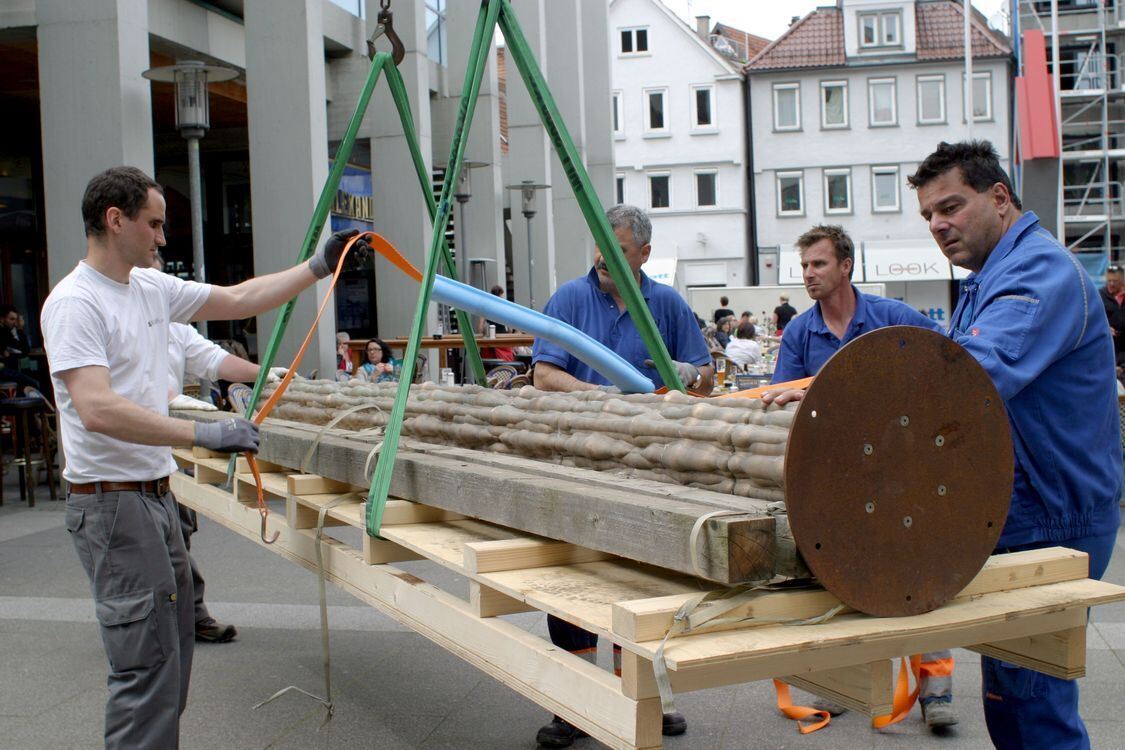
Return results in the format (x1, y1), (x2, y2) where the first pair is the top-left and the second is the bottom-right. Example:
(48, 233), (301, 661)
(230, 48), (486, 482)
(364, 0), (683, 539)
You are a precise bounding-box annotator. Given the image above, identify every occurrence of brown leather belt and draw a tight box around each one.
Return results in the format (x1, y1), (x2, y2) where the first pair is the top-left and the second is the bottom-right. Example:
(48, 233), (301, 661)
(68, 477), (171, 496)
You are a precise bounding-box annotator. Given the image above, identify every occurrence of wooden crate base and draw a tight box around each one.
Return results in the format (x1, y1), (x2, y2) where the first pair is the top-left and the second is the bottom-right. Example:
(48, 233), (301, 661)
(169, 449), (1125, 749)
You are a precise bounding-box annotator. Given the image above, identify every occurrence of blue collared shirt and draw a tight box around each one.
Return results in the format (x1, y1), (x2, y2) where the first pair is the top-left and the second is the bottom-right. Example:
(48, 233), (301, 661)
(948, 211), (1122, 547)
(532, 268), (711, 388)
(771, 285), (942, 382)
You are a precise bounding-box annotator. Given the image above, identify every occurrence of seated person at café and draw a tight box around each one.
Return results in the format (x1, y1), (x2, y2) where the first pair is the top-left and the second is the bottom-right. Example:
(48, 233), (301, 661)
(355, 337), (398, 383)
(724, 322), (761, 369)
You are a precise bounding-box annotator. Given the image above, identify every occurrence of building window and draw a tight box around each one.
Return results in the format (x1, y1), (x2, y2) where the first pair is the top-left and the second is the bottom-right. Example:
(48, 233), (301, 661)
(649, 172), (671, 209)
(612, 91), (624, 137)
(968, 72), (993, 121)
(859, 10), (902, 48)
(644, 87), (669, 134)
(616, 174), (626, 205)
(695, 171), (718, 207)
(917, 75), (946, 124)
(820, 80), (848, 129)
(871, 166), (900, 212)
(425, 0), (447, 66)
(868, 77), (897, 126)
(773, 83), (800, 131)
(777, 171), (804, 216)
(620, 27), (649, 55)
(691, 84), (716, 130)
(824, 169), (852, 214)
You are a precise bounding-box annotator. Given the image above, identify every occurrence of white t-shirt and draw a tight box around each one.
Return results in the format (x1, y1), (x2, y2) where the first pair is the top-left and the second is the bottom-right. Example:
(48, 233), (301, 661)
(167, 322), (228, 399)
(42, 262), (211, 483)
(725, 337), (762, 368)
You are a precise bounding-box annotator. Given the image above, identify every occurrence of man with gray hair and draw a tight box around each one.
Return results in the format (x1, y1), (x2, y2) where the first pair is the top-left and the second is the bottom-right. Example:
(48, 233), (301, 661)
(530, 204), (712, 746)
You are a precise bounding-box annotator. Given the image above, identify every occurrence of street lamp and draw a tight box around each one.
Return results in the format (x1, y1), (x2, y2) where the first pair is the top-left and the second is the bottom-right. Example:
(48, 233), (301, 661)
(143, 60), (239, 340)
(505, 180), (550, 310)
(453, 161), (490, 286)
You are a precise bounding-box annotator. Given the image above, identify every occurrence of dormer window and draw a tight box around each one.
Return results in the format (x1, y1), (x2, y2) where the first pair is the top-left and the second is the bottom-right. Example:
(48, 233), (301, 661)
(859, 10), (902, 49)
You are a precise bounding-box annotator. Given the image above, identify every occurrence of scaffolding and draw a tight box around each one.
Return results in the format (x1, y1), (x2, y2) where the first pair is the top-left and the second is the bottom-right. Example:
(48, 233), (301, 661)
(1018, 0), (1125, 267)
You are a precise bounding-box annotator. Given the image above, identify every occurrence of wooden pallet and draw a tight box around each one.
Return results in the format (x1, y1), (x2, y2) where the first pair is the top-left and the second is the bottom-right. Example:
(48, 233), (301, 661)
(171, 447), (1125, 749)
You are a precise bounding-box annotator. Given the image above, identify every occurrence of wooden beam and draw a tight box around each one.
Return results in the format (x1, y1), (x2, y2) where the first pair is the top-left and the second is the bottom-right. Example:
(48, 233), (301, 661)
(246, 418), (786, 584)
(171, 474), (662, 750)
(783, 661), (894, 717)
(464, 537), (613, 574)
(470, 581), (536, 617)
(612, 547), (1092, 643)
(969, 624), (1087, 679)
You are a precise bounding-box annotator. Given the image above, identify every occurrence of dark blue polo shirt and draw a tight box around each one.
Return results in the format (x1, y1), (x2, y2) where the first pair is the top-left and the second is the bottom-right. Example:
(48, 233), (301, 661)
(532, 268), (711, 388)
(771, 285), (941, 382)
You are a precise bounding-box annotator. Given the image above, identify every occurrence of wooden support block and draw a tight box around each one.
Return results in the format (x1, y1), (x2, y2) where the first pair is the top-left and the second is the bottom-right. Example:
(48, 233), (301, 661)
(620, 651), (659, 700)
(783, 661), (894, 717)
(613, 547), (1093, 643)
(287, 474), (358, 495)
(192, 464), (227, 486)
(969, 615), (1087, 679)
(286, 492), (354, 530)
(470, 581), (536, 617)
(192, 446), (223, 459)
(362, 534), (424, 565)
(464, 537), (613, 574)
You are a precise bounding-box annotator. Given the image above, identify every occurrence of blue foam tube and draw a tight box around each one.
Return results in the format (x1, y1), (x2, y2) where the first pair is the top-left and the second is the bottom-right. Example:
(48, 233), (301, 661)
(431, 275), (654, 393)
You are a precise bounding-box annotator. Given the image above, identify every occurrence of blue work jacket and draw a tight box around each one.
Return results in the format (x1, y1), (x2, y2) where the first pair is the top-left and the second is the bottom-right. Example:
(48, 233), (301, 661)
(949, 211), (1122, 547)
(532, 268), (711, 389)
(771, 285), (942, 382)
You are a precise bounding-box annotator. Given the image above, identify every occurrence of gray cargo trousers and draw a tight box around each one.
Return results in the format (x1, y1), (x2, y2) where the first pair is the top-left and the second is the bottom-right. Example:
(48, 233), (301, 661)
(65, 486), (194, 749)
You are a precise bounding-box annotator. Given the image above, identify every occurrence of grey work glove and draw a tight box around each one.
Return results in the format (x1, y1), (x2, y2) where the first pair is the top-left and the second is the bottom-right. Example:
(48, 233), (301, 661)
(308, 229), (372, 279)
(193, 417), (260, 454)
(644, 358), (700, 388)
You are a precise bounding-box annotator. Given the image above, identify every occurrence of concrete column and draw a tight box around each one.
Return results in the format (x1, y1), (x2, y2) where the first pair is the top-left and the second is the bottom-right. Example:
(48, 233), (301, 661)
(37, 0), (154, 287)
(363, 0), (438, 345)
(244, 0), (334, 374)
(506, 0), (556, 310)
(580, 0), (616, 212)
(445, 0), (506, 296)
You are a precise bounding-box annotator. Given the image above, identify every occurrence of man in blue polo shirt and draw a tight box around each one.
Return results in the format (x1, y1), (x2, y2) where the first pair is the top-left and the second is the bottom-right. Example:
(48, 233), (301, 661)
(762, 225), (957, 731)
(530, 204), (711, 748)
(911, 140), (1121, 750)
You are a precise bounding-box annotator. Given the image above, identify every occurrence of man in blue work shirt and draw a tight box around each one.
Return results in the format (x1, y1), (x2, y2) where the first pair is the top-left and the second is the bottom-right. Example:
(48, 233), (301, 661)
(911, 140), (1121, 750)
(530, 204), (711, 747)
(762, 225), (957, 731)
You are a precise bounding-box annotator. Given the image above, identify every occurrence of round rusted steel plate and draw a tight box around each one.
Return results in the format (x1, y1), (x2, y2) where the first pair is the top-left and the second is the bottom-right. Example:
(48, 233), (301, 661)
(783, 326), (1013, 617)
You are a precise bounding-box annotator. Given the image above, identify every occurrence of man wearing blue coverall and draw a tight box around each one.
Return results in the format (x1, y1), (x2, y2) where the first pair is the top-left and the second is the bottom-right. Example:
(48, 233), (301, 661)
(910, 140), (1122, 750)
(763, 224), (959, 731)
(530, 204), (713, 747)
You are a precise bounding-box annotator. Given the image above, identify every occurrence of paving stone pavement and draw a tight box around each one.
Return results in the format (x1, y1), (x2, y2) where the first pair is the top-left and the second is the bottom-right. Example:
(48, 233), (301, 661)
(1, 473), (1123, 750)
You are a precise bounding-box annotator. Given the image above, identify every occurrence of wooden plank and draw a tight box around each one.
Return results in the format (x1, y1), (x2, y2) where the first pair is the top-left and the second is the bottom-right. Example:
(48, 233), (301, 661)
(969, 625), (1087, 679)
(464, 537), (614, 574)
(362, 535), (424, 565)
(653, 586), (1111, 672)
(234, 472), (288, 503)
(612, 547), (1092, 643)
(171, 474), (662, 750)
(246, 418), (784, 584)
(471, 581), (536, 617)
(783, 661), (894, 717)
(285, 492), (355, 530)
(189, 446), (283, 474)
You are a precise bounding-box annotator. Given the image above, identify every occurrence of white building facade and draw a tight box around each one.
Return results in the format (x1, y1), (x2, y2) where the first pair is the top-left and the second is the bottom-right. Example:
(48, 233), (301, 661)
(747, 0), (1011, 322)
(609, 0), (749, 292)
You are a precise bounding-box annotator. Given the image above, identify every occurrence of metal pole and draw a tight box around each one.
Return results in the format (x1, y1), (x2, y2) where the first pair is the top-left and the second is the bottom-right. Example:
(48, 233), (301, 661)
(965, 0), (974, 141)
(186, 135), (208, 339)
(525, 213), (535, 311)
(1052, 0), (1065, 242)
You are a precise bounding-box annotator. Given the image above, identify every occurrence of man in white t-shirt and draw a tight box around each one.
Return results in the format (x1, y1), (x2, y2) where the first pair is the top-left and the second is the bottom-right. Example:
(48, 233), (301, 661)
(42, 166), (368, 749)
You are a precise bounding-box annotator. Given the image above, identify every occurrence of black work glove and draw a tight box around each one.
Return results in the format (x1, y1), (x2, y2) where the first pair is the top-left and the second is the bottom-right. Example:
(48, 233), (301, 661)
(193, 418), (260, 454)
(309, 229), (372, 279)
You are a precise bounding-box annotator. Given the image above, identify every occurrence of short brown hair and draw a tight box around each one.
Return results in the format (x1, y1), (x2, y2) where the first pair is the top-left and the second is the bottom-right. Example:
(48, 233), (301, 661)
(81, 166), (162, 237)
(907, 140), (1022, 210)
(795, 224), (854, 278)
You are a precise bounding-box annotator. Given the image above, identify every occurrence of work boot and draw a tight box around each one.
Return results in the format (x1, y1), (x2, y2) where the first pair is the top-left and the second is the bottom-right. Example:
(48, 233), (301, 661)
(195, 617), (238, 643)
(662, 711), (687, 736)
(536, 716), (587, 748)
(811, 698), (849, 716)
(922, 700), (958, 732)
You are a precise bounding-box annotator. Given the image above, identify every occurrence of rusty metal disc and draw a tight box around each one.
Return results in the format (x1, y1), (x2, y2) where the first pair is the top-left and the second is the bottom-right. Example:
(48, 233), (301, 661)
(783, 326), (1012, 617)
